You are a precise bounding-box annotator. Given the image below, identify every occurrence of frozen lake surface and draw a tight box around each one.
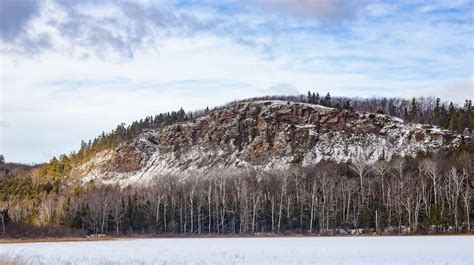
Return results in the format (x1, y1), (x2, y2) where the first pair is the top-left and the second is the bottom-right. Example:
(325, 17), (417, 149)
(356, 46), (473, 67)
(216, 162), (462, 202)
(0, 236), (472, 264)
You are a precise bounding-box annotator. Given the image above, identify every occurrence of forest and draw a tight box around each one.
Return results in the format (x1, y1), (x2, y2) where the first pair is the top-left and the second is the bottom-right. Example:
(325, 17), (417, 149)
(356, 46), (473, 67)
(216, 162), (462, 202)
(0, 94), (472, 237)
(0, 148), (472, 237)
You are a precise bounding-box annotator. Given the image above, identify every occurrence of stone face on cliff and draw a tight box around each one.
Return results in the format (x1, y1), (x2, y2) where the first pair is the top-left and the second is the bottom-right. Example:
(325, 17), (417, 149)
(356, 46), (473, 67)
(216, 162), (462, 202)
(70, 100), (470, 185)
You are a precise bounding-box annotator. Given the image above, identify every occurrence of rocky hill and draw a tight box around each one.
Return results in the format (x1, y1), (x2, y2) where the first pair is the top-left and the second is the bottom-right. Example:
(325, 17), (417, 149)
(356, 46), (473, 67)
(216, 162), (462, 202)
(68, 100), (470, 185)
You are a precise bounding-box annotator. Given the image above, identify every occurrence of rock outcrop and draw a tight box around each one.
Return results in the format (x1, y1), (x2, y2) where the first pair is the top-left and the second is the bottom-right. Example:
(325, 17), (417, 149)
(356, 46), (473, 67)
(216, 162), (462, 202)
(69, 100), (470, 185)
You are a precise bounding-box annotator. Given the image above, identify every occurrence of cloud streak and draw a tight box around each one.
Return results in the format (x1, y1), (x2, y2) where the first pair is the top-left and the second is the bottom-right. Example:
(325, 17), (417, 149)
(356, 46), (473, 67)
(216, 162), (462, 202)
(256, 0), (371, 23)
(2, 0), (277, 59)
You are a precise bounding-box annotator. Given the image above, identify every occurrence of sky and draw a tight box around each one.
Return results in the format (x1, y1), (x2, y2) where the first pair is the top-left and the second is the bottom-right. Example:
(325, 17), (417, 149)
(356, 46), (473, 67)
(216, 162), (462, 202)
(1, 0), (473, 163)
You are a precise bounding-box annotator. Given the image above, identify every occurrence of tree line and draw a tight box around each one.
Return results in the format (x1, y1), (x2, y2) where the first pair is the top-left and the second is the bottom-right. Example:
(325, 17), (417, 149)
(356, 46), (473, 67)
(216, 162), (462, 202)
(1, 151), (471, 236)
(249, 92), (473, 134)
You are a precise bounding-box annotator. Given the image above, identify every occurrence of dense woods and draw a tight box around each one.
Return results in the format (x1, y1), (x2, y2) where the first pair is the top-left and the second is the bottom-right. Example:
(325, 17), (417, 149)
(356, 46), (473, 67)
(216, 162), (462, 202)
(1, 151), (472, 236)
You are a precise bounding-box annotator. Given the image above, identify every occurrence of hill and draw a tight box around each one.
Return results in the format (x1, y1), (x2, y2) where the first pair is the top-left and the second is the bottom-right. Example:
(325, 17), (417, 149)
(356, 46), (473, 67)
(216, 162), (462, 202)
(0, 95), (472, 236)
(66, 100), (470, 185)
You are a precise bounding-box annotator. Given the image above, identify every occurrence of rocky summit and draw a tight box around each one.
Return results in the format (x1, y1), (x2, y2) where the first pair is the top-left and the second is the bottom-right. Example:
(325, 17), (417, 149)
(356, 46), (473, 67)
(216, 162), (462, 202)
(69, 100), (469, 185)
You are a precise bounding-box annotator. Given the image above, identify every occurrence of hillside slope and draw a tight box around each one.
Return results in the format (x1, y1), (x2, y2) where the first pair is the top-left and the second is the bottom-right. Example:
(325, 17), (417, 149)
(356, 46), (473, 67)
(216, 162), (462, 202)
(69, 100), (469, 185)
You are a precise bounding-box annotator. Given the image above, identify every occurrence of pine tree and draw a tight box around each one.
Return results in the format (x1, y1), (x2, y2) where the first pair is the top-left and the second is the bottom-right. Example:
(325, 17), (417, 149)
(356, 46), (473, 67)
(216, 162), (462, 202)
(177, 108), (186, 122)
(343, 100), (352, 110)
(409, 98), (417, 122)
(449, 114), (458, 131)
(323, 93), (331, 107)
(434, 98), (441, 125)
(80, 140), (87, 151)
(310, 92), (315, 104)
(448, 102), (456, 131)
(465, 99), (472, 110)
(307, 91), (318, 104)
(439, 104), (449, 128)
(466, 100), (474, 134)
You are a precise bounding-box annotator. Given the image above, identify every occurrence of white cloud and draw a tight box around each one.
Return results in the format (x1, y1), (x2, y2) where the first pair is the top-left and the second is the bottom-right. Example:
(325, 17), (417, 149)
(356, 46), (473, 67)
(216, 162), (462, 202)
(408, 76), (474, 105)
(1, 0), (472, 163)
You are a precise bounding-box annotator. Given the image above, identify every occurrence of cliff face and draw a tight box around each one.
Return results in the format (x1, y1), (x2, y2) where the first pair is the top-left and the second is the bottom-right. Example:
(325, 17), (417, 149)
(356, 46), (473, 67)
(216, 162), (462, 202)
(69, 100), (469, 185)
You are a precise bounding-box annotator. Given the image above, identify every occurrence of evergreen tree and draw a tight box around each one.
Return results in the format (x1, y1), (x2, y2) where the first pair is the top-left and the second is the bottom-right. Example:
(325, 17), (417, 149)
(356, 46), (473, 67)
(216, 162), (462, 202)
(434, 98), (441, 124)
(439, 104), (449, 128)
(465, 99), (472, 110)
(343, 100), (352, 110)
(403, 108), (409, 120)
(409, 97), (417, 122)
(80, 140), (87, 151)
(466, 100), (474, 134)
(322, 92), (331, 107)
(177, 108), (186, 122)
(448, 102), (456, 131)
(448, 102), (455, 115)
(307, 91), (318, 104)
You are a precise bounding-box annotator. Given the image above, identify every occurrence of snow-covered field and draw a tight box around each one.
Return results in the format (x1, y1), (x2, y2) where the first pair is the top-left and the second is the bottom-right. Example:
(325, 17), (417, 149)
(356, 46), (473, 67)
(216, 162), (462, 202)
(0, 236), (472, 264)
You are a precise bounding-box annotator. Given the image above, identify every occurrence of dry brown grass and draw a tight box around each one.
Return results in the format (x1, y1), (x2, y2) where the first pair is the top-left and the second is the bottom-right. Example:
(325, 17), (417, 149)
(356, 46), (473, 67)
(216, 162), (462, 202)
(0, 253), (39, 265)
(0, 236), (114, 244)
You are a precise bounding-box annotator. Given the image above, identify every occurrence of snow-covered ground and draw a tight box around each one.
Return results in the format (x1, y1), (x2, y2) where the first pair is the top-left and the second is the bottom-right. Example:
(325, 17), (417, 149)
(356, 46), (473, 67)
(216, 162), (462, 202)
(0, 236), (472, 264)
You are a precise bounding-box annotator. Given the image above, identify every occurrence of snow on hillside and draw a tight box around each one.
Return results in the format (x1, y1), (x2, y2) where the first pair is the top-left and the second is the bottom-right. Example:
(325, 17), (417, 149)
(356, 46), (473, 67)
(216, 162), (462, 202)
(69, 100), (470, 185)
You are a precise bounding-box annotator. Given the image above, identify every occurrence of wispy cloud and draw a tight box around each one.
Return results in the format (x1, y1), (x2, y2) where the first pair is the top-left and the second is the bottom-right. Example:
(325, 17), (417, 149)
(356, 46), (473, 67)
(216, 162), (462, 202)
(2, 0), (278, 59)
(255, 0), (371, 23)
(0, 0), (40, 41)
(1, 0), (472, 162)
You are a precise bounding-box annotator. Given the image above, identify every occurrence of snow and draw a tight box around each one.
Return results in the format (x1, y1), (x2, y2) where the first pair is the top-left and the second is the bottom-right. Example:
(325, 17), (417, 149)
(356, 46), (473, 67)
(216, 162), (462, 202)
(72, 99), (471, 186)
(296, 124), (316, 129)
(0, 236), (471, 264)
(251, 100), (333, 111)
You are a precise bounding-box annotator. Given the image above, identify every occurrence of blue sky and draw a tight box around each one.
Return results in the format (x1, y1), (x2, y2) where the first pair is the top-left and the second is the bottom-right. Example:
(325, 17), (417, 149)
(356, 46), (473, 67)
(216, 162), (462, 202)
(1, 0), (473, 163)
